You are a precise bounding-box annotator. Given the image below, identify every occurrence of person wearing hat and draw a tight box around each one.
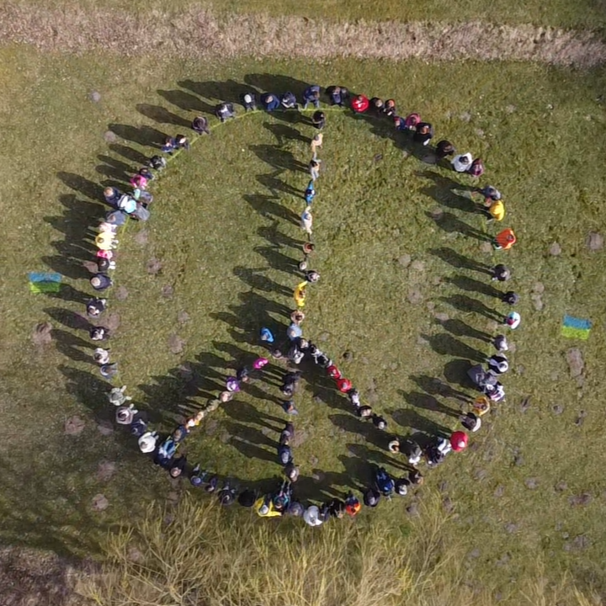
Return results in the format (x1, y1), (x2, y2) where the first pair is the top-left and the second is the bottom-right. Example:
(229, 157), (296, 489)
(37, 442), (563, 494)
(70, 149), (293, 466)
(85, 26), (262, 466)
(191, 116), (210, 135)
(450, 431), (469, 452)
(504, 311), (521, 329)
(96, 256), (115, 273)
(90, 273), (112, 291)
(491, 264), (510, 282)
(303, 85), (321, 109)
(138, 431), (159, 453)
(95, 231), (117, 252)
(351, 94), (369, 113)
(452, 152), (473, 172)
(326, 365), (341, 380)
(388, 438), (400, 454)
(356, 405), (373, 418)
(326, 85), (349, 107)
(281, 91), (298, 110)
(215, 103), (236, 122)
(240, 93), (257, 112)
(93, 347), (110, 365)
(116, 404), (137, 425)
(260, 93), (280, 112)
(494, 228), (517, 251)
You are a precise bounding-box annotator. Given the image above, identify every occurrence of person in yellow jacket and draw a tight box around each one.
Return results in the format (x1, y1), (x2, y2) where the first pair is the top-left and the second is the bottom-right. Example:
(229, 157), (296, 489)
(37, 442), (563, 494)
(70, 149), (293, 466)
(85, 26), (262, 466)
(254, 495), (282, 517)
(294, 281), (307, 308)
(487, 199), (505, 222)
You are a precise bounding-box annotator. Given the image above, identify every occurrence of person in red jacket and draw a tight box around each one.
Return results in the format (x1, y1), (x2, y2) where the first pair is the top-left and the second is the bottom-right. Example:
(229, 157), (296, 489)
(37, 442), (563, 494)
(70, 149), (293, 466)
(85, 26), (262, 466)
(351, 94), (369, 113)
(494, 228), (517, 250)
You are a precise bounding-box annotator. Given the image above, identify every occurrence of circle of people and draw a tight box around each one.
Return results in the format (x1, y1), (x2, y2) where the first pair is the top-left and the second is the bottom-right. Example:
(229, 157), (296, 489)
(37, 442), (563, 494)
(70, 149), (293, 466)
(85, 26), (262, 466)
(85, 82), (521, 526)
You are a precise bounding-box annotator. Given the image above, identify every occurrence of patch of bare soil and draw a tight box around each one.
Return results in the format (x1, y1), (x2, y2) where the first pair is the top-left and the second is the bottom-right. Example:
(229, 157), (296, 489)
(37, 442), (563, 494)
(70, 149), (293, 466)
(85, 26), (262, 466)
(0, 4), (604, 67)
(0, 547), (88, 606)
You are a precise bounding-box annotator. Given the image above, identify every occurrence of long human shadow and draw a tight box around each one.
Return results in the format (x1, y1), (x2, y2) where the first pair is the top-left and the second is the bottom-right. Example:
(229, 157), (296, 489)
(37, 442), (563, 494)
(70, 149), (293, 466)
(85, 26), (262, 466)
(445, 275), (502, 299)
(440, 294), (502, 322)
(420, 332), (486, 363)
(435, 317), (493, 343)
(430, 246), (493, 274)
(417, 169), (477, 212)
(427, 211), (492, 241)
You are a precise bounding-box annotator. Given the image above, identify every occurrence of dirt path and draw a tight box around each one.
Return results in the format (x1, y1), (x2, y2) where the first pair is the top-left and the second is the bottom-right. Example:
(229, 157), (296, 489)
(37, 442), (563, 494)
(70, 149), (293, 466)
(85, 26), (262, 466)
(1, 3), (605, 67)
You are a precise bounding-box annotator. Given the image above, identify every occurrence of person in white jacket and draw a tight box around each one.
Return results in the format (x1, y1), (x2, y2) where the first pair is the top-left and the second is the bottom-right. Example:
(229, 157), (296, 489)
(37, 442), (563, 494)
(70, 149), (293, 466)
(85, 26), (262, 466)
(452, 152), (473, 172)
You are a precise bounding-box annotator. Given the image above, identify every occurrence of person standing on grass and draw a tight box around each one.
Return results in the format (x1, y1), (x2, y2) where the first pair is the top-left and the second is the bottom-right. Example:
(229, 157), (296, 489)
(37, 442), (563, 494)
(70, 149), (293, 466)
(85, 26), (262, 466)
(301, 209), (313, 237)
(413, 122), (434, 146)
(501, 291), (519, 305)
(191, 116), (210, 135)
(260, 93), (280, 112)
(452, 152), (473, 172)
(241, 93), (257, 112)
(383, 99), (396, 117)
(303, 85), (321, 109)
(351, 94), (369, 113)
(304, 181), (316, 206)
(326, 85), (349, 106)
(504, 311), (521, 329)
(309, 159), (321, 181)
(486, 199), (505, 222)
(479, 185), (502, 202)
(493, 334), (508, 352)
(467, 158), (484, 177)
(161, 136), (177, 154)
(312, 111), (326, 129)
(436, 140), (456, 159)
(281, 92), (298, 110)
(370, 97), (384, 115)
(103, 186), (123, 208)
(460, 411), (482, 432)
(491, 264), (510, 282)
(494, 228), (517, 250)
(90, 273), (112, 291)
(146, 155), (167, 170)
(215, 103), (236, 122)
(86, 298), (107, 318)
(310, 134), (323, 159)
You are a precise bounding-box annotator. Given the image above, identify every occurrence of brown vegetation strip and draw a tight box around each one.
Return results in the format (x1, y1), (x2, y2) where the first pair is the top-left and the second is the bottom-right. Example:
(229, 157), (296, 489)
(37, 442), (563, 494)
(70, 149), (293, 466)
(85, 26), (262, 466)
(1, 3), (605, 67)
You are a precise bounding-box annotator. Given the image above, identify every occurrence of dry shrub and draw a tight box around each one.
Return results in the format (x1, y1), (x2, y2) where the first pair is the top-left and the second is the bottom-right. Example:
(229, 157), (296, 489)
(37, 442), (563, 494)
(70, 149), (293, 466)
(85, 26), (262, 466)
(78, 494), (602, 606)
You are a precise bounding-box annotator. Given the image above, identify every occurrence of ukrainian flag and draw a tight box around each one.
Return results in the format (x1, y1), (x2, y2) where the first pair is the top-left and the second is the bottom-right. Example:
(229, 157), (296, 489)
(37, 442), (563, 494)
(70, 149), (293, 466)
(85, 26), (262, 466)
(561, 315), (591, 340)
(28, 272), (62, 293)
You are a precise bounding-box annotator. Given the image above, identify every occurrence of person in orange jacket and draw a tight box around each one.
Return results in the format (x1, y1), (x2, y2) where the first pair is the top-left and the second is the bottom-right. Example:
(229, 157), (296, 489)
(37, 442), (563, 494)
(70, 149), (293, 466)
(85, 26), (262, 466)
(493, 228), (516, 250)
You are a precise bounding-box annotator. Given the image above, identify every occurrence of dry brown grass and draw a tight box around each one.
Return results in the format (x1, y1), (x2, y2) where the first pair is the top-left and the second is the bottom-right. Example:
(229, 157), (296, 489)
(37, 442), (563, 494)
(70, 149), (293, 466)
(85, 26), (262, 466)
(76, 495), (603, 606)
(0, 3), (605, 67)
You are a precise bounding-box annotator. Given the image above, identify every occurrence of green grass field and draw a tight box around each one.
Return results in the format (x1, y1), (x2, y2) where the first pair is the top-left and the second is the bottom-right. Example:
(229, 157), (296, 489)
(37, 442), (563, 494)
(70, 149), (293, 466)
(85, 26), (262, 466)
(1, 32), (606, 606)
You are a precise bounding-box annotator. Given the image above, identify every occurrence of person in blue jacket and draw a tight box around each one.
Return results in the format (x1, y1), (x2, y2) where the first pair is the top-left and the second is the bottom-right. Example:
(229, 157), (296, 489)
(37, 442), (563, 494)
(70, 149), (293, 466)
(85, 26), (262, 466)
(260, 93), (281, 112)
(326, 85), (349, 106)
(302, 85), (321, 109)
